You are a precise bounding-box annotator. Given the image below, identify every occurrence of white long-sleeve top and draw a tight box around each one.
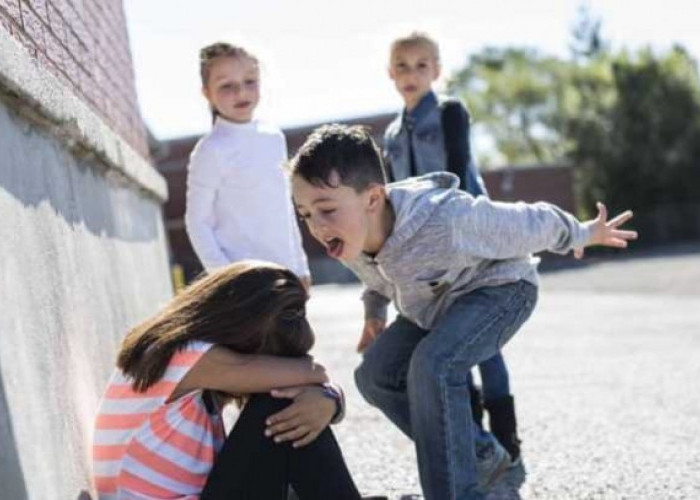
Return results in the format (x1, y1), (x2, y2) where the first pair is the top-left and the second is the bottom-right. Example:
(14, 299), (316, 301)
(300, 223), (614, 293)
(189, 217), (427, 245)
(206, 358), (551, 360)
(185, 117), (310, 277)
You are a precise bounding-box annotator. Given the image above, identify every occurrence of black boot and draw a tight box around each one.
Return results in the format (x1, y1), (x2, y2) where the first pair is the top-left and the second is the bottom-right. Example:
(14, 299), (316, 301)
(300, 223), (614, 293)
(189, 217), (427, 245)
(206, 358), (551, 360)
(469, 384), (484, 429)
(484, 395), (521, 463)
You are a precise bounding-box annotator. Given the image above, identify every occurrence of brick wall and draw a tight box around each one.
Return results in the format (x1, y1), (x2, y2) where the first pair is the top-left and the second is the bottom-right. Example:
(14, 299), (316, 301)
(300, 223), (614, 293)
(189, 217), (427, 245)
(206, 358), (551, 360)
(0, 0), (148, 157)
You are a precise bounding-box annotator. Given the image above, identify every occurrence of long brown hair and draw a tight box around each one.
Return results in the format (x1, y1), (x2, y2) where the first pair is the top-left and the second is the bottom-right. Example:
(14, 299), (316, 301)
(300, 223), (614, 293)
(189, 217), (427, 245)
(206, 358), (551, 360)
(199, 42), (258, 123)
(117, 261), (313, 392)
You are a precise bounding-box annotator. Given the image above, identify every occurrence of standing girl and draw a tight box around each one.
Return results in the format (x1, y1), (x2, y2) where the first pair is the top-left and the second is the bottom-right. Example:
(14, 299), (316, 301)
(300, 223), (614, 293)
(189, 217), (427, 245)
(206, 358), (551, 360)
(93, 260), (382, 499)
(185, 43), (311, 289)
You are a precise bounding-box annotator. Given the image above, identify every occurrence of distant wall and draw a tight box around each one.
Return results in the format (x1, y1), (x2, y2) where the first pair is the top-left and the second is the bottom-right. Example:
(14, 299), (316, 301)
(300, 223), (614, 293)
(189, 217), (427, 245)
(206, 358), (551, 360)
(0, 6), (171, 498)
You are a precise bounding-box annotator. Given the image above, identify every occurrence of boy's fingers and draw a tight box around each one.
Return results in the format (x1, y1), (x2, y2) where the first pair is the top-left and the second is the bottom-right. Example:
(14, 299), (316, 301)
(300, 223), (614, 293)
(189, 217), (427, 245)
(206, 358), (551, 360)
(596, 202), (607, 221)
(607, 210), (634, 227)
(607, 238), (629, 248)
(573, 247), (584, 259)
(613, 229), (638, 240)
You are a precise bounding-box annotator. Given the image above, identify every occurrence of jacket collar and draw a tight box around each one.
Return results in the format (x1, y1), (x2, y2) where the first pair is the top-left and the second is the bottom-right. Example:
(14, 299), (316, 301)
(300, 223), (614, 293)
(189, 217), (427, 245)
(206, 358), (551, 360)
(401, 90), (438, 131)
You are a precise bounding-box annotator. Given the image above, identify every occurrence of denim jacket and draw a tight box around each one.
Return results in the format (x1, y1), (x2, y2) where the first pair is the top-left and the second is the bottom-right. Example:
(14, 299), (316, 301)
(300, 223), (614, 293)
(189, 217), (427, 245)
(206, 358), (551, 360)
(383, 91), (487, 197)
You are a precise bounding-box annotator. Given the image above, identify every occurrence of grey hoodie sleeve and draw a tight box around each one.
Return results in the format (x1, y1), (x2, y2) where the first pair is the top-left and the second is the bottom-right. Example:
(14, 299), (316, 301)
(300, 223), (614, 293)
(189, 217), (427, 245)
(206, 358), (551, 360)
(449, 196), (594, 258)
(362, 289), (390, 322)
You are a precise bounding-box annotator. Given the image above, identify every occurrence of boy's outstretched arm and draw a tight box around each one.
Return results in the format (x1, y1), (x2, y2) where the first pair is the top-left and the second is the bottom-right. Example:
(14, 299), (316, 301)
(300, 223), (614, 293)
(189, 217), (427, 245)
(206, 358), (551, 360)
(573, 202), (637, 259)
(451, 196), (636, 259)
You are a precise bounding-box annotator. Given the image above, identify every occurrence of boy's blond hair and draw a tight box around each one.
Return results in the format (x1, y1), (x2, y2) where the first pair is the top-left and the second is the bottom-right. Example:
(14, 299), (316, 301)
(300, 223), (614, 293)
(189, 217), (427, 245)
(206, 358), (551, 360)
(389, 31), (440, 62)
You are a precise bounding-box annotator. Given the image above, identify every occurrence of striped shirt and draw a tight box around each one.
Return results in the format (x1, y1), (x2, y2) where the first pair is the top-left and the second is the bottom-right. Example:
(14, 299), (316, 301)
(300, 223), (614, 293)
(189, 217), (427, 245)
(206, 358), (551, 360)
(93, 341), (226, 499)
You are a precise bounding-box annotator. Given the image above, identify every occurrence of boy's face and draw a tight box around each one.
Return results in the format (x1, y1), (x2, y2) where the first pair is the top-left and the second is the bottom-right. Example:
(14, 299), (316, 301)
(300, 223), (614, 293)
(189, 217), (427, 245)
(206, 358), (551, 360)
(389, 43), (441, 110)
(292, 171), (381, 261)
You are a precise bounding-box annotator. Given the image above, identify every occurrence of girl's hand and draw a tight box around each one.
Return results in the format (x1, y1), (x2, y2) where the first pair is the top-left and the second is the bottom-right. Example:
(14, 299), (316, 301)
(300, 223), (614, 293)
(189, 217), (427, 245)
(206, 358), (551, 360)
(574, 202), (638, 259)
(357, 318), (386, 352)
(265, 385), (335, 448)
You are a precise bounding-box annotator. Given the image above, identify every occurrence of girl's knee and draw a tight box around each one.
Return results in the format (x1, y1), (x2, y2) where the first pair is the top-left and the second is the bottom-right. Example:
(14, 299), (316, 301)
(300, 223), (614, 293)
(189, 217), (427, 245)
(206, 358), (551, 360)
(242, 394), (290, 421)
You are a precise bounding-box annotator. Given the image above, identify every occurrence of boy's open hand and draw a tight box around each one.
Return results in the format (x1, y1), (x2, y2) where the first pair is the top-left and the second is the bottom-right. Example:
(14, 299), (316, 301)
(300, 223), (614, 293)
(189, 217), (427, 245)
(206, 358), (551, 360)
(574, 202), (638, 259)
(357, 318), (386, 352)
(265, 385), (335, 448)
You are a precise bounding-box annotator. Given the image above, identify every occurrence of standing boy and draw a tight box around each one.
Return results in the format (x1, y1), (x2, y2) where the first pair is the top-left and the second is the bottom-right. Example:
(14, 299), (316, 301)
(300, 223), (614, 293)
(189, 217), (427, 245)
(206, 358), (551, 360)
(381, 31), (522, 464)
(290, 125), (636, 500)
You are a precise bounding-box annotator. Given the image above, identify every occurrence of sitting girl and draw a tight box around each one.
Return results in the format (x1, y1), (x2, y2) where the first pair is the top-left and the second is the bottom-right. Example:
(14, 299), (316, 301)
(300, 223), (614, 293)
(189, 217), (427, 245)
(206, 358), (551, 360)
(93, 261), (383, 499)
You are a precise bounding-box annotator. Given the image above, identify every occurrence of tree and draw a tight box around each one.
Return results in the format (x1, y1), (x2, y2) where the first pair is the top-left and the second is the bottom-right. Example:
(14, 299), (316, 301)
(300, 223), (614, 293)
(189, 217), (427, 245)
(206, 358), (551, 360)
(570, 46), (700, 238)
(448, 48), (573, 167)
(448, 10), (700, 242)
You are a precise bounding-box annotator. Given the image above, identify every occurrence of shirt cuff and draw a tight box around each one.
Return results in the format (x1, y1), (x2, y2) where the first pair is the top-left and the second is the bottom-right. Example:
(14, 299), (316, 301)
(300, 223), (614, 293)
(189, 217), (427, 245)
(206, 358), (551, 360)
(322, 382), (346, 424)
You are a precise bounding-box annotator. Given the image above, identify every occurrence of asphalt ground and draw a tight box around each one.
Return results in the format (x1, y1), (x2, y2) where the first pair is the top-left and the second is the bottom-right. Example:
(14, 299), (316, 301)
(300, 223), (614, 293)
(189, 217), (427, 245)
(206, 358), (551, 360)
(305, 244), (700, 499)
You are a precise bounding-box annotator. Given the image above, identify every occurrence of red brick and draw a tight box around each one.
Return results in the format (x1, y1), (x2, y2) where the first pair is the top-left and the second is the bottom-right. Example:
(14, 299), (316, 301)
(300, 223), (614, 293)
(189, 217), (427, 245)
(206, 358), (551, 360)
(10, 16), (37, 57)
(63, 51), (78, 85)
(0, 11), (12, 33)
(0, 0), (21, 24)
(51, 0), (81, 38)
(20, 1), (45, 45)
(43, 28), (65, 66)
(66, 29), (87, 73)
(26, 0), (47, 21)
(46, 3), (66, 41)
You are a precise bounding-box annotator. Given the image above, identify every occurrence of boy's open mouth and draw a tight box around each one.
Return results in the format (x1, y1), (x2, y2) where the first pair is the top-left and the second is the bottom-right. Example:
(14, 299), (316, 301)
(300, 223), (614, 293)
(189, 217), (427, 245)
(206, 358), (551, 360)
(325, 237), (344, 259)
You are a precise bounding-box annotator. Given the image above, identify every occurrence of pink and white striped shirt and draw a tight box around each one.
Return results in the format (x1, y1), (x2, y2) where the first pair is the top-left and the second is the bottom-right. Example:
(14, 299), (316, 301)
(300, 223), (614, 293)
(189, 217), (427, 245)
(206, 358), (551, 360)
(93, 341), (226, 499)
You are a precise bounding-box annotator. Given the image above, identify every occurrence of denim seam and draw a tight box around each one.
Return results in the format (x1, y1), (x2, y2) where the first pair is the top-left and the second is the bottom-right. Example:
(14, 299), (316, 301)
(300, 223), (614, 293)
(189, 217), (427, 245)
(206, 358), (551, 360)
(441, 294), (512, 498)
(440, 369), (457, 500)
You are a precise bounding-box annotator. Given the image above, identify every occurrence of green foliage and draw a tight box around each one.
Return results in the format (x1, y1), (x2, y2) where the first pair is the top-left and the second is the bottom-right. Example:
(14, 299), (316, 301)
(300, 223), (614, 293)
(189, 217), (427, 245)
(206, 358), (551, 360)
(448, 48), (573, 166)
(448, 26), (700, 240)
(572, 47), (700, 215)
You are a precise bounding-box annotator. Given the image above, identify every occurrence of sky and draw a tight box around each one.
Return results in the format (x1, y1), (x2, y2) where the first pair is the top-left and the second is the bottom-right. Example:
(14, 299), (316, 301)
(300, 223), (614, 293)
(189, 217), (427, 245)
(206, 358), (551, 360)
(123, 0), (700, 141)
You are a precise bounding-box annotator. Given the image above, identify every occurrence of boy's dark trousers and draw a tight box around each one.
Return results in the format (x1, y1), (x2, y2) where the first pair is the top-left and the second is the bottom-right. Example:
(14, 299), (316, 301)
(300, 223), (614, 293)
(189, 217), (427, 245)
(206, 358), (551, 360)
(201, 394), (361, 500)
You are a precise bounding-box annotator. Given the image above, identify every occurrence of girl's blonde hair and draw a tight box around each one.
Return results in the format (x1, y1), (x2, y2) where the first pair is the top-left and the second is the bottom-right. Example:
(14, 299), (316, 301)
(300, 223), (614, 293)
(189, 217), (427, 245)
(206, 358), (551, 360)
(389, 31), (440, 62)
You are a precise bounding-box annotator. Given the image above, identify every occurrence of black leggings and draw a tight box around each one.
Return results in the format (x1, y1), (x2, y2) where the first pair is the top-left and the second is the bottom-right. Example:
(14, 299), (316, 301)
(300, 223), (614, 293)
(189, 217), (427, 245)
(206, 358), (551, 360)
(200, 394), (362, 500)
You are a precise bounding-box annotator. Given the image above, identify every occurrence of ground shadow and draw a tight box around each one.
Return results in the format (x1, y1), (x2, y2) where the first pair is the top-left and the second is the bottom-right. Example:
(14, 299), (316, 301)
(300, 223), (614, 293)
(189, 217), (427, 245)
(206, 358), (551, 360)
(394, 464), (526, 500)
(0, 103), (160, 243)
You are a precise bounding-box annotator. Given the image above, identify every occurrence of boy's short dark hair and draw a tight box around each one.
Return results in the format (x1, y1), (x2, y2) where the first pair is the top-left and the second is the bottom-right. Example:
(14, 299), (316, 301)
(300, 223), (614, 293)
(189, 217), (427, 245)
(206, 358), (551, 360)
(289, 124), (387, 192)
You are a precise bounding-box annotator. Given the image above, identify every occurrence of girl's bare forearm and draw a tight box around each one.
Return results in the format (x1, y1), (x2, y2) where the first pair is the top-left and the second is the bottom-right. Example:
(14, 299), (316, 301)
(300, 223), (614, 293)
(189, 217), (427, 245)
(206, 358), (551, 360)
(186, 347), (327, 394)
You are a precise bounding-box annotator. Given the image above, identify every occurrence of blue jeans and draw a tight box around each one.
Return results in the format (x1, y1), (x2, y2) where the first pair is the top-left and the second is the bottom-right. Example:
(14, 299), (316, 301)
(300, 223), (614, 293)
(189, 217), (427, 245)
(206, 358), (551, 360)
(355, 281), (537, 500)
(467, 352), (511, 402)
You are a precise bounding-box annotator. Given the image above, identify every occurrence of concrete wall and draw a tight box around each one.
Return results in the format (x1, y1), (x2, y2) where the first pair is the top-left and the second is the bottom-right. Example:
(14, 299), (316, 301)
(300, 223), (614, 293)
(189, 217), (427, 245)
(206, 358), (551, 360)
(0, 8), (172, 499)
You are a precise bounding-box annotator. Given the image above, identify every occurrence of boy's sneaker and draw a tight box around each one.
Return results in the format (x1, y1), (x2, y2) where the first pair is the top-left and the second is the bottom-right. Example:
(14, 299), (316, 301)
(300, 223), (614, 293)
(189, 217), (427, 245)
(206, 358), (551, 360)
(476, 438), (511, 492)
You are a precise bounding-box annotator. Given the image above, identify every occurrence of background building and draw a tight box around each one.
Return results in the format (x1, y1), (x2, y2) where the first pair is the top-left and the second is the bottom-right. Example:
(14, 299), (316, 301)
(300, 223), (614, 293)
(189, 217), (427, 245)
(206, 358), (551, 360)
(153, 114), (576, 283)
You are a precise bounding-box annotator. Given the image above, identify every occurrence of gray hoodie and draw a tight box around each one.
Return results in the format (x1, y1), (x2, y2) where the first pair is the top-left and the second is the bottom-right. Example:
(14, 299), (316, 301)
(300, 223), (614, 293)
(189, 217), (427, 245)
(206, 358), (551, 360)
(344, 172), (592, 329)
